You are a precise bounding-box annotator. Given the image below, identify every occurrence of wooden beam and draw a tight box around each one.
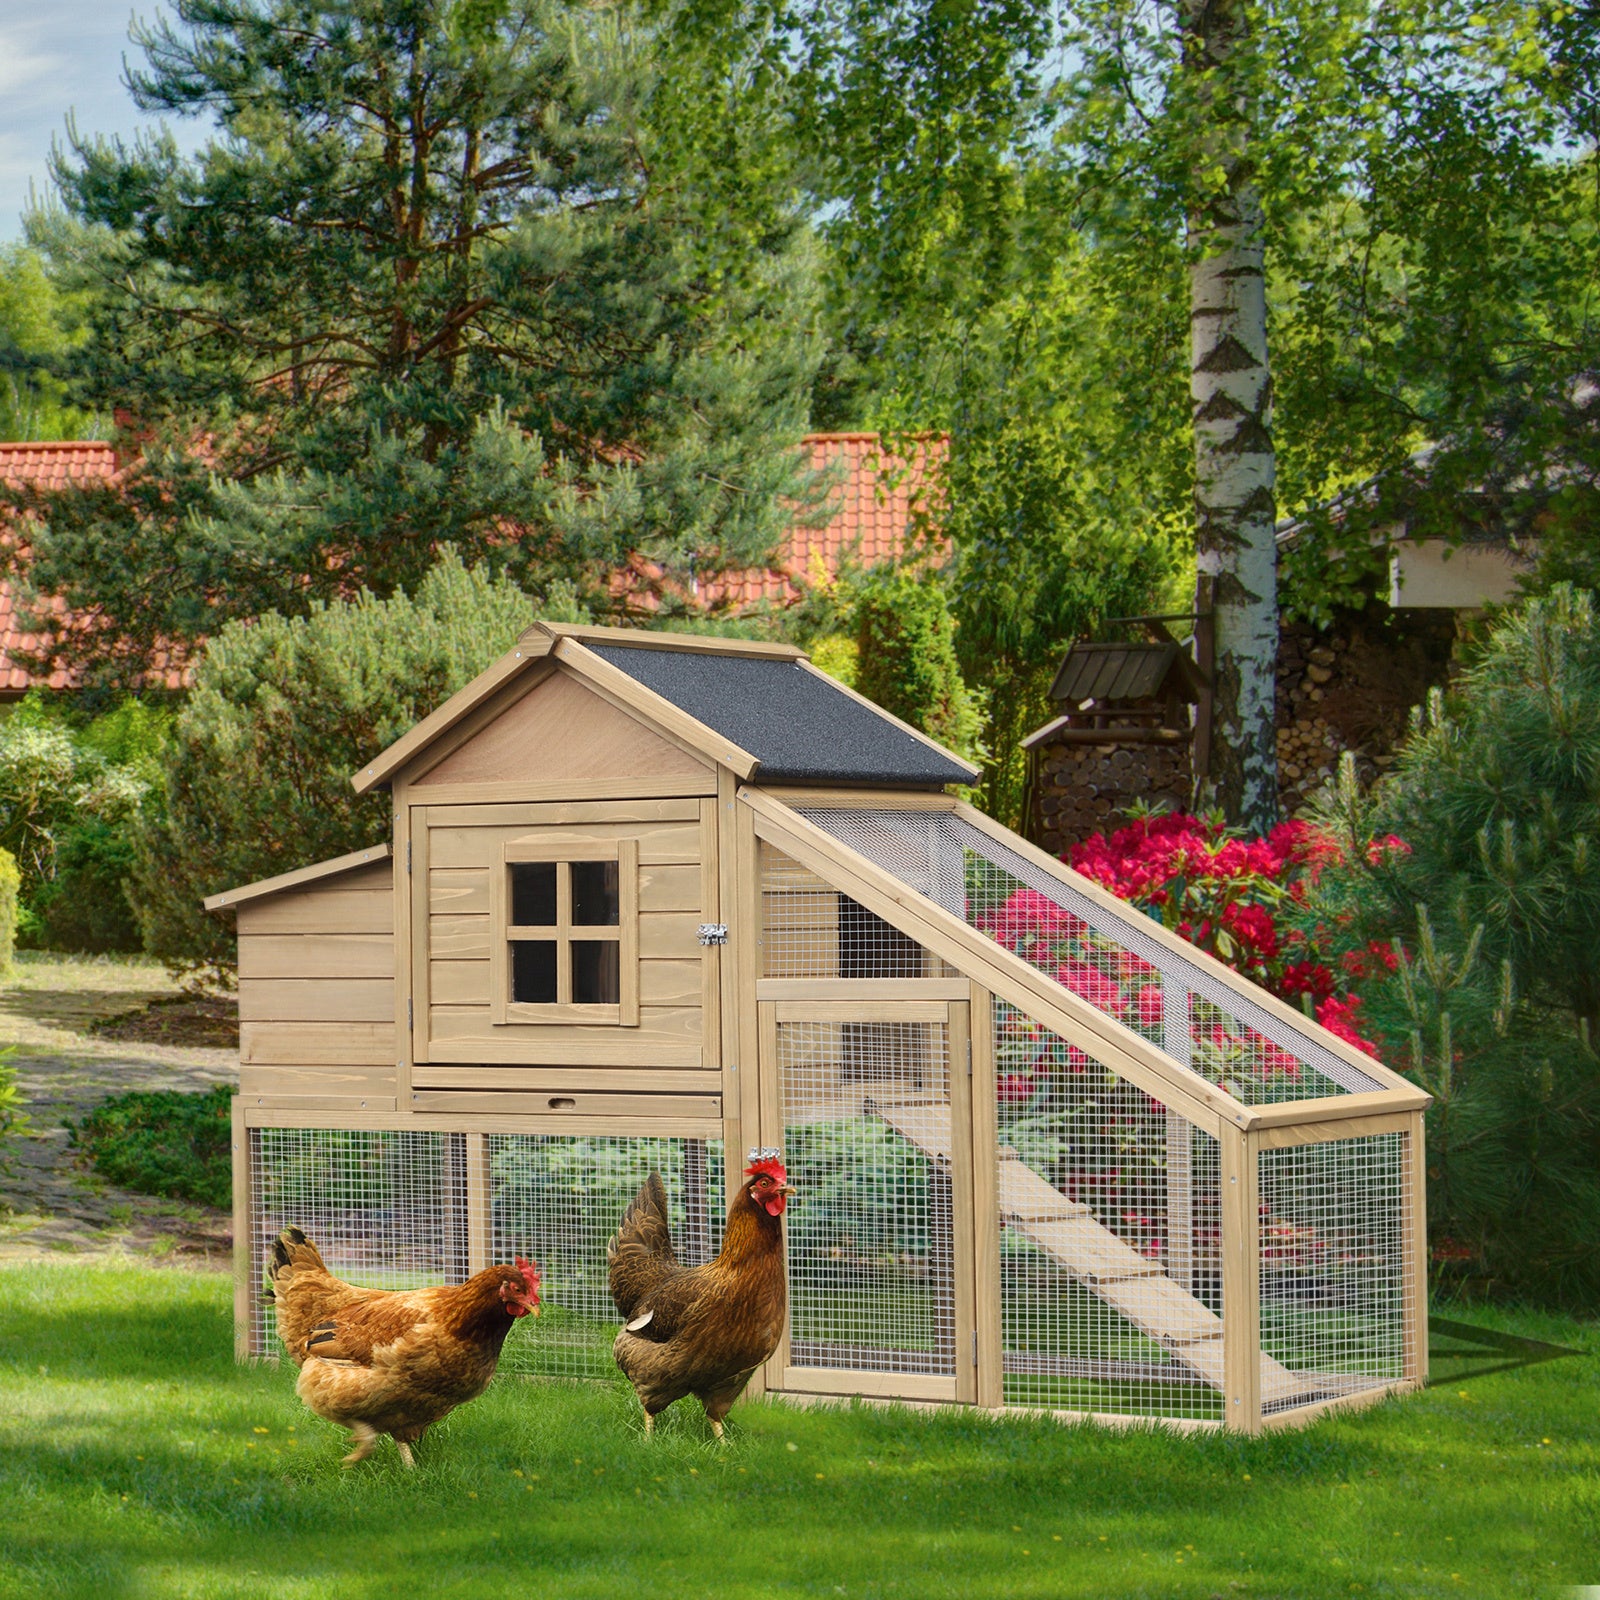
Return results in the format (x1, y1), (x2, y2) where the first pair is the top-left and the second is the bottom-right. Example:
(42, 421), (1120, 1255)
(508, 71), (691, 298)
(1246, 1089), (1431, 1128)
(232, 1094), (252, 1361)
(1221, 1126), (1262, 1435)
(1254, 1110), (1416, 1150)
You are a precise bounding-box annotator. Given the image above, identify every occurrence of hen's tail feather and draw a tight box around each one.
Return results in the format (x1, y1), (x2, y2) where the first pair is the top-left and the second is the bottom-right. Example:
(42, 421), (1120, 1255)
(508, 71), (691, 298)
(607, 1171), (679, 1321)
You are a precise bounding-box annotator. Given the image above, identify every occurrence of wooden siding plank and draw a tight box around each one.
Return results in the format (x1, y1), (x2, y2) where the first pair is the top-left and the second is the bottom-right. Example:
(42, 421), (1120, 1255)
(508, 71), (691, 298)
(238, 934), (393, 980)
(423, 798), (702, 827)
(240, 1022), (396, 1065)
(206, 845), (392, 911)
(239, 1066), (398, 1099)
(244, 1105), (721, 1138)
(238, 979), (394, 1024)
(235, 886), (394, 936)
(429, 956), (701, 1009)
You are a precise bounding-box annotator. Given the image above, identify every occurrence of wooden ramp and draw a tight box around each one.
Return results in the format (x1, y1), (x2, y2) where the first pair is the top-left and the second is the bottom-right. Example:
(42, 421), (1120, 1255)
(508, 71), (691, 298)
(866, 1097), (1311, 1408)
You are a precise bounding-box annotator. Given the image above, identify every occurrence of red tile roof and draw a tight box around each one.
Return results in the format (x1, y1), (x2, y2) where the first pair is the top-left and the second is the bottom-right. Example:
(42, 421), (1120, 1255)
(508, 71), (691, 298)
(0, 431), (944, 694)
(0, 443), (120, 693)
(701, 432), (945, 609)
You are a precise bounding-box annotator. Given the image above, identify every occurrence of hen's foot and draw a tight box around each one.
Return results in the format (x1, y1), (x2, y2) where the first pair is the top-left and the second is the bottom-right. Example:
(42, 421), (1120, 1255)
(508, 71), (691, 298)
(341, 1424), (378, 1467)
(395, 1440), (416, 1469)
(709, 1418), (725, 1442)
(642, 1411), (655, 1438)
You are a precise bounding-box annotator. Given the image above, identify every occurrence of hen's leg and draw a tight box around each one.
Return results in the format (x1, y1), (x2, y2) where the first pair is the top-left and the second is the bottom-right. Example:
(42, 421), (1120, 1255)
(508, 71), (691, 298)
(709, 1418), (724, 1441)
(642, 1410), (655, 1437)
(395, 1440), (416, 1469)
(341, 1423), (378, 1467)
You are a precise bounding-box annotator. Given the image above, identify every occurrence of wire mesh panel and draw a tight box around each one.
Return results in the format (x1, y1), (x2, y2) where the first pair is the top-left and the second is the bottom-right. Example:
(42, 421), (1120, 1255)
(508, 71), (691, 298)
(248, 1126), (466, 1359)
(762, 842), (956, 980)
(1256, 1133), (1408, 1415)
(991, 1001), (1227, 1420)
(795, 808), (1384, 1103)
(489, 1134), (724, 1380)
(778, 1019), (958, 1376)
(248, 1125), (723, 1377)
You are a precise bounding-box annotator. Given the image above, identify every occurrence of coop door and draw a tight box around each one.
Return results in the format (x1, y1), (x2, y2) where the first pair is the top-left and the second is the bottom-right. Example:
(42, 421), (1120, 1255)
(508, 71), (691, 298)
(759, 1000), (975, 1403)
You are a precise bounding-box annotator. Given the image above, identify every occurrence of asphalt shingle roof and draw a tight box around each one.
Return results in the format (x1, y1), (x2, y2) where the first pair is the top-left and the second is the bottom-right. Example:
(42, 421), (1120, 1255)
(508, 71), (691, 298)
(588, 643), (975, 786)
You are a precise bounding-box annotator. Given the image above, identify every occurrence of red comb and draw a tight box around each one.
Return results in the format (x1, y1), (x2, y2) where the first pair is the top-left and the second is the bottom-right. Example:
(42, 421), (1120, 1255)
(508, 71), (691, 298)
(744, 1153), (788, 1185)
(515, 1257), (542, 1296)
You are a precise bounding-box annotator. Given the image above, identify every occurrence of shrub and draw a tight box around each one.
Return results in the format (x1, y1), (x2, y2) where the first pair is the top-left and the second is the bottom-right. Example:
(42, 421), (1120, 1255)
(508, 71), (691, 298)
(130, 556), (582, 975)
(0, 696), (157, 952)
(853, 569), (985, 764)
(68, 1084), (233, 1209)
(0, 846), (18, 974)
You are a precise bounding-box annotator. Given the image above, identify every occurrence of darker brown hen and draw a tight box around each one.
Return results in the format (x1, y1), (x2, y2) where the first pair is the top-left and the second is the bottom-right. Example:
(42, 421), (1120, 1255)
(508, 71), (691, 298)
(607, 1153), (791, 1438)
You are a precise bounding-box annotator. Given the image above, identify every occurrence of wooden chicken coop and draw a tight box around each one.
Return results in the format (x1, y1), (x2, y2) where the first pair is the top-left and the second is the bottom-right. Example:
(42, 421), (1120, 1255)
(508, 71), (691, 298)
(214, 622), (1430, 1433)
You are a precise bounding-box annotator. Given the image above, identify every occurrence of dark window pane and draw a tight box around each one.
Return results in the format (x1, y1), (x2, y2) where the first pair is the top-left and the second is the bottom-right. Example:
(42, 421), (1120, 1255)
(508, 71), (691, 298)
(511, 940), (557, 1004)
(571, 940), (620, 1004)
(571, 859), (620, 926)
(839, 895), (924, 977)
(510, 862), (557, 927)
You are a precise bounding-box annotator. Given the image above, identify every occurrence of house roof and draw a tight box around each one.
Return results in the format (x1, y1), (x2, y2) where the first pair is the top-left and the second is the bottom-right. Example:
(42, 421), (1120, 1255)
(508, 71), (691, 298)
(0, 432), (942, 695)
(351, 621), (978, 794)
(203, 842), (392, 911)
(0, 443), (120, 693)
(699, 432), (945, 609)
(1049, 641), (1194, 705)
(586, 641), (978, 786)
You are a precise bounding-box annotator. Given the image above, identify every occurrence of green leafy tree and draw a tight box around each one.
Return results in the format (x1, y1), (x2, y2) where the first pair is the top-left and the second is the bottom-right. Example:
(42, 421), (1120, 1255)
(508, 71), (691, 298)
(19, 0), (824, 679)
(0, 244), (97, 441)
(783, 0), (1573, 829)
(131, 556), (569, 974)
(852, 568), (984, 765)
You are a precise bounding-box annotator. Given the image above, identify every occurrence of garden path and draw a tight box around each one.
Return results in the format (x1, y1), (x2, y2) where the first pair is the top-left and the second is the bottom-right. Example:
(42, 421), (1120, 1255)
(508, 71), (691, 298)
(0, 954), (237, 1267)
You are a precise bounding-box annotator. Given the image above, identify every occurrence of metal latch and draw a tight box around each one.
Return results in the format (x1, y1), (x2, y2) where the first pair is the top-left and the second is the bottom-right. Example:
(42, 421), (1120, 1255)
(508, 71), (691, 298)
(696, 923), (729, 946)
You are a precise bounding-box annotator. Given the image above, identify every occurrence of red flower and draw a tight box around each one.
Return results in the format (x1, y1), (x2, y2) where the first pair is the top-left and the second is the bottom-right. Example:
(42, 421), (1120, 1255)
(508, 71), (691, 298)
(1056, 962), (1125, 1017)
(997, 1074), (1034, 1106)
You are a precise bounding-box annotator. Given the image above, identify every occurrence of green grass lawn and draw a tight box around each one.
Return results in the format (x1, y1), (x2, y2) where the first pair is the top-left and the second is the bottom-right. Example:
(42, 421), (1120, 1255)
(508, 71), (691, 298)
(1, 1264), (1596, 1600)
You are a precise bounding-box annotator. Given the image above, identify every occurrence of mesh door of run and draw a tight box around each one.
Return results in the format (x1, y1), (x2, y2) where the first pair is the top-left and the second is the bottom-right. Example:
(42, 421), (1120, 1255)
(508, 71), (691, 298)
(777, 1018), (960, 1380)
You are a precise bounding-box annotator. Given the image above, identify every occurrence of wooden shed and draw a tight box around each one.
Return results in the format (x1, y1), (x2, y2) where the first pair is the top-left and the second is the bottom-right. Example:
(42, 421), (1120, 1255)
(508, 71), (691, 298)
(216, 622), (1429, 1433)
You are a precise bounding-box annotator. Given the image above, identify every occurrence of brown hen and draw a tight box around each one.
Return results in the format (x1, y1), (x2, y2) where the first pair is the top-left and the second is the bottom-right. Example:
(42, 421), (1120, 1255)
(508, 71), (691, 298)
(607, 1152), (791, 1438)
(265, 1225), (540, 1466)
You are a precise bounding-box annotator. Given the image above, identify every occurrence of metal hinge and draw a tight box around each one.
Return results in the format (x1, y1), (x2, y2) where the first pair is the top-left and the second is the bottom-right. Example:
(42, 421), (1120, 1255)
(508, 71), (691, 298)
(697, 923), (729, 947)
(406, 840), (412, 874)
(966, 1036), (973, 1078)
(971, 1330), (978, 1367)
(407, 998), (413, 1030)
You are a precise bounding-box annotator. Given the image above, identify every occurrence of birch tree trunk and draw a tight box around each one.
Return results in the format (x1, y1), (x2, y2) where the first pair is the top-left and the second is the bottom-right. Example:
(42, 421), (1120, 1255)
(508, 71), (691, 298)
(1182, 0), (1279, 831)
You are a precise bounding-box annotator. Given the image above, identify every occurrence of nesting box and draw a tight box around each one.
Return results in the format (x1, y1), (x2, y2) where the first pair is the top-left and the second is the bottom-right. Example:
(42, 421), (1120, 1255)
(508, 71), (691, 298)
(214, 623), (1429, 1432)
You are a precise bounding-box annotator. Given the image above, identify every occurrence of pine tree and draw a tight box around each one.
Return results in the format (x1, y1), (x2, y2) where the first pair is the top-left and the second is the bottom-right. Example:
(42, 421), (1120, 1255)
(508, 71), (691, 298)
(19, 0), (824, 678)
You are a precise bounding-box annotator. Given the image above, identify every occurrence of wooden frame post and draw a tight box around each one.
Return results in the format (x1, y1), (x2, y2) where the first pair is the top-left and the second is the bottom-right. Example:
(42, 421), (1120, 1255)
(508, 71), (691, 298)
(232, 1093), (253, 1361)
(1221, 1124), (1263, 1434)
(1163, 985), (1195, 1294)
(465, 1131), (492, 1275)
(968, 985), (1004, 1410)
(1403, 1111), (1429, 1385)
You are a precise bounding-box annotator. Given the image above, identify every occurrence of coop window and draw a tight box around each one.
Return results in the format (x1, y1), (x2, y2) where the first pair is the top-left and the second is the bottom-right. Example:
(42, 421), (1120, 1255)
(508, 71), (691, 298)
(495, 840), (639, 1025)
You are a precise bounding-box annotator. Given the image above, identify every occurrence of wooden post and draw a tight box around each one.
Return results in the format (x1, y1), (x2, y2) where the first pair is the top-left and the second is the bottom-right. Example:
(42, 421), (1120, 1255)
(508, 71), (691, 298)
(968, 986), (1004, 1409)
(465, 1132), (492, 1275)
(232, 1094), (254, 1361)
(949, 1002), (978, 1406)
(1221, 1124), (1262, 1433)
(1403, 1112), (1429, 1385)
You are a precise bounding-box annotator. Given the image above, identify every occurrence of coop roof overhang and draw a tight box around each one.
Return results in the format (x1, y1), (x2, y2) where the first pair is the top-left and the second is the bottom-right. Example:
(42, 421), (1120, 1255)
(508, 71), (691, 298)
(204, 842), (393, 912)
(741, 790), (1429, 1136)
(350, 621), (978, 795)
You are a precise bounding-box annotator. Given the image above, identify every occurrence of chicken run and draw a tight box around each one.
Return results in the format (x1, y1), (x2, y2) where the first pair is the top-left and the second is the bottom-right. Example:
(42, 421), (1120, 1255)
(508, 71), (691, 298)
(211, 623), (1429, 1434)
